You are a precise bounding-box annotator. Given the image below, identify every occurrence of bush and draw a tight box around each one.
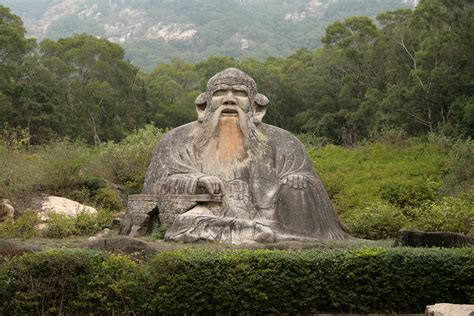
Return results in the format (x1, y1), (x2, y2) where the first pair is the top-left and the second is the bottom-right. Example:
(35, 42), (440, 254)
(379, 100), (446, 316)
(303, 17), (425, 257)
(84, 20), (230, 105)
(410, 193), (474, 234)
(0, 248), (472, 314)
(380, 178), (440, 209)
(0, 212), (39, 239)
(74, 211), (100, 236)
(94, 187), (123, 211)
(343, 202), (409, 239)
(44, 210), (111, 238)
(96, 208), (116, 230)
(442, 138), (474, 194)
(44, 213), (78, 238)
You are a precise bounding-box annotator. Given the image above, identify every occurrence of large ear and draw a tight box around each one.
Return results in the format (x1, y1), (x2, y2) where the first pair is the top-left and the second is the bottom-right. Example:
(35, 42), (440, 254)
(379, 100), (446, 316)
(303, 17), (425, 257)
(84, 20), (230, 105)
(253, 93), (269, 124)
(195, 92), (208, 122)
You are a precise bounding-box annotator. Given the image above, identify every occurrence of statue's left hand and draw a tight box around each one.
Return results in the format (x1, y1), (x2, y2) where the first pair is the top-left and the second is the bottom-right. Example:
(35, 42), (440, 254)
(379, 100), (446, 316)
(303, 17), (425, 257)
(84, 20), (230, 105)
(282, 175), (308, 189)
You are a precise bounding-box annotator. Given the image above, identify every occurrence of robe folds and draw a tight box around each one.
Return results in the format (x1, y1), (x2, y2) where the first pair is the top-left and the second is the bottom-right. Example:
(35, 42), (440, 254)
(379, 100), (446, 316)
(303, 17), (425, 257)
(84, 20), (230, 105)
(143, 121), (349, 244)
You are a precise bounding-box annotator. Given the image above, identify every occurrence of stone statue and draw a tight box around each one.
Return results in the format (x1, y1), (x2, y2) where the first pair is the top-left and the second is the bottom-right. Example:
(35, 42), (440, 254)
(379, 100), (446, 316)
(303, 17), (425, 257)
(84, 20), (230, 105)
(123, 68), (349, 243)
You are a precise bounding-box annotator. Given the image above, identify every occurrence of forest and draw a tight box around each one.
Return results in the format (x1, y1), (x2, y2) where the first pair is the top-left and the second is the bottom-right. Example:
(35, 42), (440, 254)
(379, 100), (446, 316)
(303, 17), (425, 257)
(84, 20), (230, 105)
(1, 0), (472, 146)
(0, 0), (473, 239)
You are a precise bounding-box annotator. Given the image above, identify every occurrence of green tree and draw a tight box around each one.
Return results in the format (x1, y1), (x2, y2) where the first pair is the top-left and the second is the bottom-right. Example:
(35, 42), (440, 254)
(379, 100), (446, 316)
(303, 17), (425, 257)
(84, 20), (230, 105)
(38, 34), (143, 144)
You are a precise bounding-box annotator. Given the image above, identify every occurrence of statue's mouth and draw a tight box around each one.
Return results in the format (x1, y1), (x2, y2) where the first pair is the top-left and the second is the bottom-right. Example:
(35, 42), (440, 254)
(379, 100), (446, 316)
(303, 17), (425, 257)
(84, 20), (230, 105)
(221, 108), (239, 117)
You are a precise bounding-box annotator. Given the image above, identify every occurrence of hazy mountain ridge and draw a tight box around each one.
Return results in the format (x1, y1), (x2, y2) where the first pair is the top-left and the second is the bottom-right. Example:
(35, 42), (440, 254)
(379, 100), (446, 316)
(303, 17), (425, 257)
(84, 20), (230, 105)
(2, 0), (418, 70)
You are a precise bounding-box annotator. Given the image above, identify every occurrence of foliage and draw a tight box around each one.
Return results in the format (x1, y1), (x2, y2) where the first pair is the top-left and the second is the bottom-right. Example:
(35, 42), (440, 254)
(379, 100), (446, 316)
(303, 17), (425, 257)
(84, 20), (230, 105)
(309, 141), (448, 212)
(99, 124), (164, 194)
(2, 1), (474, 144)
(410, 193), (474, 234)
(44, 210), (110, 238)
(93, 187), (123, 211)
(0, 247), (472, 314)
(343, 202), (408, 239)
(44, 212), (78, 238)
(0, 212), (39, 239)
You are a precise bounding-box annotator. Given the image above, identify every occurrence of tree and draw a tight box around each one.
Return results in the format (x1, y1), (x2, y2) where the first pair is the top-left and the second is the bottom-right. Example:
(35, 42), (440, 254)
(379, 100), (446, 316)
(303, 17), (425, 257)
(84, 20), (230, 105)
(38, 34), (143, 144)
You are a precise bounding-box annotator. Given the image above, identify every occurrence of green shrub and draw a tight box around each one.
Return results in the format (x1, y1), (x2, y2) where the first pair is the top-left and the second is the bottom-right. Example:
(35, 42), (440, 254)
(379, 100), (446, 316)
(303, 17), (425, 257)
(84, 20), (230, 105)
(410, 193), (474, 234)
(94, 187), (123, 211)
(380, 178), (440, 209)
(0, 212), (39, 239)
(44, 210), (111, 238)
(1, 249), (104, 315)
(44, 213), (78, 238)
(96, 208), (116, 229)
(0, 248), (472, 314)
(442, 138), (474, 193)
(150, 226), (167, 240)
(74, 211), (100, 236)
(343, 202), (409, 239)
(146, 248), (473, 314)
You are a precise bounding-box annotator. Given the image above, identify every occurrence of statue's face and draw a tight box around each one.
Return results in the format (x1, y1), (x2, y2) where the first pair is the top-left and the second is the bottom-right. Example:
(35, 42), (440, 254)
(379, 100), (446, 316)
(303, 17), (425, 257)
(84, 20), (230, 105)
(210, 88), (251, 117)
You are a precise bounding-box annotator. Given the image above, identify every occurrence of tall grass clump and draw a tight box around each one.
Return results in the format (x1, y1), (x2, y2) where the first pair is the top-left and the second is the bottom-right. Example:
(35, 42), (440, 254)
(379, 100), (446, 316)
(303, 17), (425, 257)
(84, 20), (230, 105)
(97, 124), (164, 194)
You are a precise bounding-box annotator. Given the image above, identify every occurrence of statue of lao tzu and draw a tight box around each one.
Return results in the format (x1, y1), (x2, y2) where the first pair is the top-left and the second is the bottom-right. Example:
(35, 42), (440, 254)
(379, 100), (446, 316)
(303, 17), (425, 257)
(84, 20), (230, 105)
(142, 68), (349, 244)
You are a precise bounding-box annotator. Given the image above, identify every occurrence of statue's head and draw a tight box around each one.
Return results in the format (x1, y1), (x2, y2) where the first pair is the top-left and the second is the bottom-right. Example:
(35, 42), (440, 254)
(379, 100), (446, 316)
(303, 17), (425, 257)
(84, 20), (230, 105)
(195, 68), (269, 124)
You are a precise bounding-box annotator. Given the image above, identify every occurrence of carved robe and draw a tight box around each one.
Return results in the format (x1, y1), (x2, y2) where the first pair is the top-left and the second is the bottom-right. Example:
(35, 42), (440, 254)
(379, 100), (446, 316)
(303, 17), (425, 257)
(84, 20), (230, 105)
(143, 121), (349, 243)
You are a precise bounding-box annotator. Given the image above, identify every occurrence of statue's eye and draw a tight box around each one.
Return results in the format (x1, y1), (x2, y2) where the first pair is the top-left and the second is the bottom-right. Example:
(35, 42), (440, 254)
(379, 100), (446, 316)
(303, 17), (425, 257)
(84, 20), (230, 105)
(213, 90), (227, 97)
(234, 91), (248, 97)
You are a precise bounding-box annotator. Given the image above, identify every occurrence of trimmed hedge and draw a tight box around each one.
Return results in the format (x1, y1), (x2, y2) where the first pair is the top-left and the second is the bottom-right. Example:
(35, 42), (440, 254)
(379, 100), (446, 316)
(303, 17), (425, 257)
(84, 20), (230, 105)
(0, 247), (472, 314)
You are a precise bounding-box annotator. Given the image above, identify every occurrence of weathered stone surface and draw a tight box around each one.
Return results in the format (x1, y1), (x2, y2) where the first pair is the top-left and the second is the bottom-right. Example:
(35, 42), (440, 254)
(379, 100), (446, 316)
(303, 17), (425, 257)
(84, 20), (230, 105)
(81, 236), (158, 255)
(0, 199), (14, 222)
(121, 68), (350, 244)
(32, 195), (97, 222)
(395, 229), (473, 248)
(426, 303), (474, 316)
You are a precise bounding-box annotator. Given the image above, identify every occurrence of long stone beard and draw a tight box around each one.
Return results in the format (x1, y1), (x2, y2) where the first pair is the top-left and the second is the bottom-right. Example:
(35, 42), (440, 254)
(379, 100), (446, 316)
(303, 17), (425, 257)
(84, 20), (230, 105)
(194, 107), (254, 177)
(216, 115), (247, 164)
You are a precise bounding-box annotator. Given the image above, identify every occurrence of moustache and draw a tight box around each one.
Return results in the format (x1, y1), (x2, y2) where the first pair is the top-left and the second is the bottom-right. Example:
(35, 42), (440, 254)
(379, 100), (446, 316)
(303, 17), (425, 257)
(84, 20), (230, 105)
(210, 106), (249, 138)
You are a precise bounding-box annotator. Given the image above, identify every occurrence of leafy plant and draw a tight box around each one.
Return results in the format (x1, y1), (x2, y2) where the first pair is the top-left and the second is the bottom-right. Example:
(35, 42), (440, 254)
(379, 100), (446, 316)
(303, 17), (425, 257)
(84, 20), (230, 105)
(0, 212), (39, 239)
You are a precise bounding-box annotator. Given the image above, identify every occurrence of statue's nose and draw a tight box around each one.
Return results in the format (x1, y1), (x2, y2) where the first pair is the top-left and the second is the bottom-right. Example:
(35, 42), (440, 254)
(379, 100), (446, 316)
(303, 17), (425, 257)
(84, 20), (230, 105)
(222, 92), (237, 105)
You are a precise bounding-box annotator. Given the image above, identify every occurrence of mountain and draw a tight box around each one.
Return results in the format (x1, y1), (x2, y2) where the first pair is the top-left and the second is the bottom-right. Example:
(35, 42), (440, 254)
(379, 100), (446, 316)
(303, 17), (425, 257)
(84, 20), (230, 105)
(1, 0), (418, 70)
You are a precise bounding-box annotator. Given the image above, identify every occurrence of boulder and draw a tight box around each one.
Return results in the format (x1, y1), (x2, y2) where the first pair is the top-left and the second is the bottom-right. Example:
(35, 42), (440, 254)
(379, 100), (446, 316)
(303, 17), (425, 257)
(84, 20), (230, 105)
(0, 199), (15, 222)
(32, 195), (97, 222)
(395, 229), (473, 248)
(426, 303), (474, 316)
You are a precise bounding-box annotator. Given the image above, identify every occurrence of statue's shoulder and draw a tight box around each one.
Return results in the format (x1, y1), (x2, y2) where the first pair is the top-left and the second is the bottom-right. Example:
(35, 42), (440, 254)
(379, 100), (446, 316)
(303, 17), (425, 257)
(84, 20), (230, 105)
(159, 121), (198, 145)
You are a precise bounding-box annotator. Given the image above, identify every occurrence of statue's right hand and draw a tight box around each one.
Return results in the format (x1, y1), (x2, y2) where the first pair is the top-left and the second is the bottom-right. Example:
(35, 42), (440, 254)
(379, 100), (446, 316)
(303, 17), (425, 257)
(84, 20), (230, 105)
(198, 176), (226, 195)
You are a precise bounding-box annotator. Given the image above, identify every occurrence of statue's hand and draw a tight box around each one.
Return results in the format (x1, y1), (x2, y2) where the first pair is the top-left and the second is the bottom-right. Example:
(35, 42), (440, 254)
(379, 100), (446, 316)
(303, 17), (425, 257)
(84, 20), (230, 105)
(198, 176), (226, 195)
(282, 175), (308, 189)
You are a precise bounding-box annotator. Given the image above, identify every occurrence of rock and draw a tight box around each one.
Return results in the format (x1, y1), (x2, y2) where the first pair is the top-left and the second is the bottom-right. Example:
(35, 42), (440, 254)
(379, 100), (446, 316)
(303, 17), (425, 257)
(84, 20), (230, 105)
(0, 239), (42, 256)
(87, 228), (111, 241)
(0, 199), (15, 222)
(426, 303), (474, 316)
(395, 229), (473, 248)
(80, 236), (158, 255)
(119, 198), (160, 237)
(32, 195), (97, 222)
